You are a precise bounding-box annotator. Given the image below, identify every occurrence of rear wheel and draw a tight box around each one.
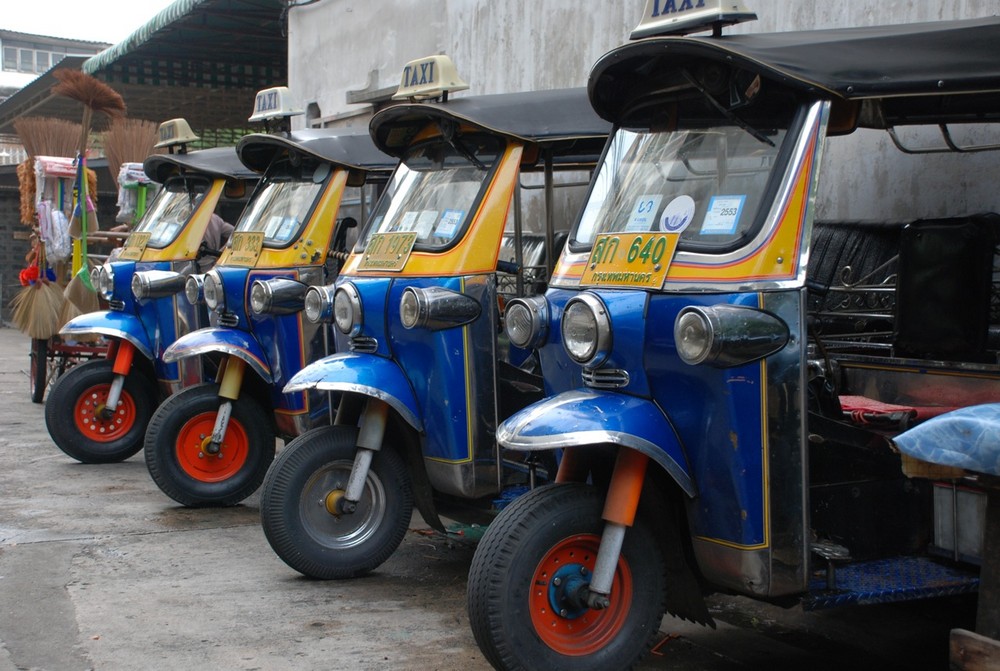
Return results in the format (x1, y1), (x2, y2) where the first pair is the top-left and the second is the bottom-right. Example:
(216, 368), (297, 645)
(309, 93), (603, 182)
(467, 483), (666, 671)
(260, 425), (413, 579)
(45, 358), (155, 463)
(144, 383), (275, 507)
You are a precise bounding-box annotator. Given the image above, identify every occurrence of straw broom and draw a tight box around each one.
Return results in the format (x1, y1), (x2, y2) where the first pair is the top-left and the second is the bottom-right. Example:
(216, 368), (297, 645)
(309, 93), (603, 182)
(10, 240), (65, 339)
(50, 69), (126, 306)
(102, 118), (160, 182)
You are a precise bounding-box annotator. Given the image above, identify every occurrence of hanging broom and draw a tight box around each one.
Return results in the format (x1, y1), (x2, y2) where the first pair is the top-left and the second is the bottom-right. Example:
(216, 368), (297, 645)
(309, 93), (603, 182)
(10, 237), (65, 339)
(50, 68), (126, 297)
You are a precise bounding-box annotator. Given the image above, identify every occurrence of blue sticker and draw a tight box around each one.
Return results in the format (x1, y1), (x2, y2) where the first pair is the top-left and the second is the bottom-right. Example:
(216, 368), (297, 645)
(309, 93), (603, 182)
(701, 195), (746, 235)
(435, 209), (464, 239)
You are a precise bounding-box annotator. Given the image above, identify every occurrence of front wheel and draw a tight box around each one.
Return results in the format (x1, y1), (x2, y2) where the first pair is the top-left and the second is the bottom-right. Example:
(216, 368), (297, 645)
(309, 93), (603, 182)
(144, 383), (275, 507)
(259, 425), (414, 579)
(467, 483), (666, 671)
(45, 358), (156, 463)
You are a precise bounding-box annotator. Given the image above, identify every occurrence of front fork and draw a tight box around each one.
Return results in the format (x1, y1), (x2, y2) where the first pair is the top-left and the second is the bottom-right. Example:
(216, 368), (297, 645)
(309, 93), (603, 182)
(100, 340), (131, 417)
(558, 446), (650, 609)
(334, 399), (388, 514)
(204, 355), (245, 455)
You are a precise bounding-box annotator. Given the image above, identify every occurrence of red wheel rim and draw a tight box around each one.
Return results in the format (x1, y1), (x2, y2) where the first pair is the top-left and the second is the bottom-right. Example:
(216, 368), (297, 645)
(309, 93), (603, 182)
(528, 533), (633, 656)
(72, 384), (138, 443)
(175, 412), (250, 483)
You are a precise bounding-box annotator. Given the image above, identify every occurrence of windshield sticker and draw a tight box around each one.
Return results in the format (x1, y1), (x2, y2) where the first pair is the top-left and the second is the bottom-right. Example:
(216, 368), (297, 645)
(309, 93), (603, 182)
(624, 194), (663, 232)
(701, 195), (746, 235)
(360, 231), (418, 271)
(435, 209), (464, 239)
(397, 211), (419, 232)
(415, 210), (438, 238)
(659, 195), (695, 234)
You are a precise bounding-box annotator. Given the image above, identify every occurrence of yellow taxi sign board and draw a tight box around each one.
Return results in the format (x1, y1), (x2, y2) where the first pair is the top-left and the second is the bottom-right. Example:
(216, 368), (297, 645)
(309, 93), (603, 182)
(227, 231), (265, 267)
(359, 232), (418, 272)
(580, 232), (679, 289)
(249, 86), (303, 123)
(155, 118), (199, 149)
(392, 55), (469, 100)
(117, 232), (151, 261)
(631, 0), (756, 39)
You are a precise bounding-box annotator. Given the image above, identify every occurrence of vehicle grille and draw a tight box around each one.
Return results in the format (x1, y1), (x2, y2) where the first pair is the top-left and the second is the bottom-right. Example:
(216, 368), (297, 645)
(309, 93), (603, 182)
(218, 312), (239, 328)
(582, 368), (630, 389)
(350, 336), (378, 353)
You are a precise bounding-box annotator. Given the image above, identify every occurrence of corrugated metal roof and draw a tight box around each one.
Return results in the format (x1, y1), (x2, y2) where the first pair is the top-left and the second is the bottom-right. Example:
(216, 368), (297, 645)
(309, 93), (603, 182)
(0, 0), (286, 143)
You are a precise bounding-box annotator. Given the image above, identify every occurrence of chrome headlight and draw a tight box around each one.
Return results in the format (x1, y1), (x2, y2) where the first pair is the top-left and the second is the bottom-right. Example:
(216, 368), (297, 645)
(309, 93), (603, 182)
(561, 293), (611, 367)
(97, 265), (115, 300)
(674, 304), (789, 367)
(131, 270), (187, 300)
(504, 295), (549, 349)
(399, 286), (481, 331)
(304, 285), (336, 323)
(203, 269), (225, 312)
(333, 282), (363, 335)
(185, 274), (205, 305)
(250, 278), (308, 315)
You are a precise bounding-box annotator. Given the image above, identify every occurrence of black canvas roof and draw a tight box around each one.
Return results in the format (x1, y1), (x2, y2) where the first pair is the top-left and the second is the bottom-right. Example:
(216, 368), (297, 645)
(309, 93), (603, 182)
(370, 88), (611, 160)
(236, 129), (397, 174)
(590, 17), (1000, 127)
(144, 146), (256, 184)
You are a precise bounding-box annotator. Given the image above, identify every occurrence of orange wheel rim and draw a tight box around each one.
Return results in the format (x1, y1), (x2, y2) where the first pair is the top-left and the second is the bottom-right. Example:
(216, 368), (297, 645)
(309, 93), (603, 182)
(72, 385), (138, 444)
(175, 412), (250, 483)
(528, 533), (633, 656)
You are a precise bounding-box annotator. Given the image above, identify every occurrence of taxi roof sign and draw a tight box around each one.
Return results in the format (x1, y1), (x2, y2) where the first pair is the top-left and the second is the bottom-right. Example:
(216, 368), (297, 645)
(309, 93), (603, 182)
(392, 55), (469, 101)
(630, 0), (756, 39)
(154, 118), (200, 149)
(249, 86), (304, 123)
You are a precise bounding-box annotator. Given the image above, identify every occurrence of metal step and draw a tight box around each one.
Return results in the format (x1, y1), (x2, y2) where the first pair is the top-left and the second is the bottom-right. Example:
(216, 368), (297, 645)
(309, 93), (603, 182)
(802, 555), (979, 610)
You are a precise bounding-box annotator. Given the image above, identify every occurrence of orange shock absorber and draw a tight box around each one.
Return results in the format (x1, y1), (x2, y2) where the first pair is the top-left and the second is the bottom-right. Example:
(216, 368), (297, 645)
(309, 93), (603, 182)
(105, 339), (120, 359)
(555, 446), (589, 483)
(111, 340), (136, 377)
(602, 447), (650, 527)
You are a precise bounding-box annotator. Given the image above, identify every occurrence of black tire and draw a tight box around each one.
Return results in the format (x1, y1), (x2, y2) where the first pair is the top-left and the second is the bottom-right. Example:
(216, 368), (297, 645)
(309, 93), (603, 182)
(45, 358), (156, 463)
(30, 338), (47, 404)
(467, 483), (667, 671)
(260, 425), (414, 579)
(144, 383), (275, 507)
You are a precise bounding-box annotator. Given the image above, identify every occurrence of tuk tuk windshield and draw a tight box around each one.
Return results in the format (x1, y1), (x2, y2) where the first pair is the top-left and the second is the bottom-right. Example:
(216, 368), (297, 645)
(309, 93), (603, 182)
(360, 134), (504, 251)
(573, 123), (790, 252)
(234, 176), (325, 247)
(135, 177), (209, 248)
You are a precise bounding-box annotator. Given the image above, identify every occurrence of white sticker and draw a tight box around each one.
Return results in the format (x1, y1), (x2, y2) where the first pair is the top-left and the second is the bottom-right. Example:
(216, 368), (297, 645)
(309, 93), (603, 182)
(659, 195), (695, 233)
(701, 195), (746, 235)
(415, 210), (438, 238)
(435, 209), (464, 239)
(397, 211), (419, 232)
(624, 194), (663, 232)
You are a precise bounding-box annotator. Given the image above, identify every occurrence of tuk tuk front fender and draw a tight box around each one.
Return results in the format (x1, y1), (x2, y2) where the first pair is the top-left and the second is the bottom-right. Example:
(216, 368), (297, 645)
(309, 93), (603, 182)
(163, 328), (272, 383)
(497, 389), (695, 497)
(59, 311), (154, 360)
(284, 353), (423, 432)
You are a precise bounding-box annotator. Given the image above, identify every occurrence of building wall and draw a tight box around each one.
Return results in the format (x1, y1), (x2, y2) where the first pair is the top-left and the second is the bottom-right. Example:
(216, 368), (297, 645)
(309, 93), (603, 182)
(288, 0), (1000, 222)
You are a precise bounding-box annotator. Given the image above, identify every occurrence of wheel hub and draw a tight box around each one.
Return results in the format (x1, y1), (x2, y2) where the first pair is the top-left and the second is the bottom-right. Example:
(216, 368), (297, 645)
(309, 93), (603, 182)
(324, 489), (347, 516)
(548, 564), (592, 619)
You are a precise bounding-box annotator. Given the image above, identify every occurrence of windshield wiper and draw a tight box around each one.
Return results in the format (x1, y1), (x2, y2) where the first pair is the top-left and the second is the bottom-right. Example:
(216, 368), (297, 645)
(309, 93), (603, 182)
(680, 69), (775, 147)
(439, 120), (488, 170)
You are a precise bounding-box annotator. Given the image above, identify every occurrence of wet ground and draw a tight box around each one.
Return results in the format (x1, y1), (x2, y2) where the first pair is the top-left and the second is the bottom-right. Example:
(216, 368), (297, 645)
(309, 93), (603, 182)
(0, 326), (976, 670)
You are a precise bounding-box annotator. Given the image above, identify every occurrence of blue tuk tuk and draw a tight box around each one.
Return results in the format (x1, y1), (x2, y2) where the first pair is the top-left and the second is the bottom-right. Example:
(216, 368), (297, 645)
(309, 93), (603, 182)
(467, 6), (1000, 670)
(143, 89), (396, 507)
(46, 120), (255, 464)
(258, 56), (610, 579)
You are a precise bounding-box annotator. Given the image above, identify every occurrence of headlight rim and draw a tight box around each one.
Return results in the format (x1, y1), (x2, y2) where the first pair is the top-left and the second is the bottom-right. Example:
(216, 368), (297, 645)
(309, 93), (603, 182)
(203, 269), (225, 312)
(504, 295), (549, 350)
(333, 282), (363, 336)
(561, 292), (612, 368)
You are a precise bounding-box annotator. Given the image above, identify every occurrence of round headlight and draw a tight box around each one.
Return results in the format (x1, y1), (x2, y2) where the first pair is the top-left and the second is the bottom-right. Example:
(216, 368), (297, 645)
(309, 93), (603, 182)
(131, 273), (147, 300)
(304, 285), (335, 323)
(399, 288), (420, 329)
(185, 275), (204, 305)
(561, 293), (611, 366)
(504, 296), (548, 349)
(97, 265), (115, 299)
(203, 270), (224, 311)
(674, 309), (714, 365)
(250, 280), (270, 315)
(333, 283), (362, 335)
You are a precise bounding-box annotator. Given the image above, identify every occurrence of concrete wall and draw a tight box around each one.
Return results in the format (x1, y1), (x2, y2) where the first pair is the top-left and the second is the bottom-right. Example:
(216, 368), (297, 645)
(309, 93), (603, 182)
(288, 0), (1000, 222)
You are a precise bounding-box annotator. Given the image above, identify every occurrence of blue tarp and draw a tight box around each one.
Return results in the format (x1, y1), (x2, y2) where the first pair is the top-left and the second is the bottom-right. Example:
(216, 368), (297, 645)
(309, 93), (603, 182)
(894, 404), (1000, 476)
